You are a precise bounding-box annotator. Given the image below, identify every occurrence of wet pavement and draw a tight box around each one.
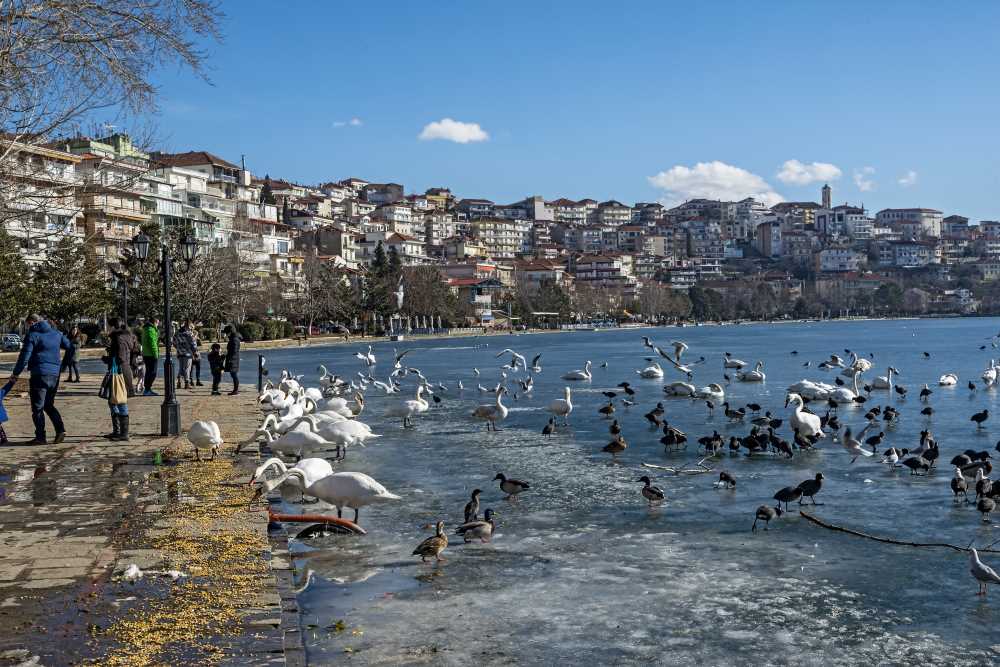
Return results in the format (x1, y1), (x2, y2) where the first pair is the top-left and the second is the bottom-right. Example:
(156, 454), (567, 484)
(0, 375), (298, 666)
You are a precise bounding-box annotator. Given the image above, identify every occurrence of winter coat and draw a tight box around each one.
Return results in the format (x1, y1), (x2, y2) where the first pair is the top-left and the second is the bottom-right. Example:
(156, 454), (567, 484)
(208, 349), (225, 373)
(140, 324), (159, 358)
(224, 332), (241, 372)
(173, 328), (196, 357)
(108, 328), (138, 397)
(12, 320), (71, 377)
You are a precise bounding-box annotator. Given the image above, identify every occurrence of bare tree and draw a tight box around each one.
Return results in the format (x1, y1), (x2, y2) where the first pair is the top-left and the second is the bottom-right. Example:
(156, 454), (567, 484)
(0, 1), (223, 247)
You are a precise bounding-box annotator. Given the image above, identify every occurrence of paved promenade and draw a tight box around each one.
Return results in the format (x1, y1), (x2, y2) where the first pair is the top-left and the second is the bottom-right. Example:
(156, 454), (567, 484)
(0, 375), (301, 666)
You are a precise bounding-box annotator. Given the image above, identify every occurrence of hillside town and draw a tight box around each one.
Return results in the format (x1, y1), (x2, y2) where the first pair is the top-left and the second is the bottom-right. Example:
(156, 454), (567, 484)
(2, 132), (996, 328)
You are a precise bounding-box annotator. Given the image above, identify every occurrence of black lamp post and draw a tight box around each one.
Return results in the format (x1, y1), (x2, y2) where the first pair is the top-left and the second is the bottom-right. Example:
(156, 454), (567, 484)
(132, 231), (199, 436)
(109, 269), (140, 326)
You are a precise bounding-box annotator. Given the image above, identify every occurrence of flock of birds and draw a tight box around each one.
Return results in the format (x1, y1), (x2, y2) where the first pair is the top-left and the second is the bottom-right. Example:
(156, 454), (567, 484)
(182, 333), (1000, 596)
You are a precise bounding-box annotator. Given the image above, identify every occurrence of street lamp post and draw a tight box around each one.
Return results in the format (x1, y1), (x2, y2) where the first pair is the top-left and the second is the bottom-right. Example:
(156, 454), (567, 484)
(110, 270), (140, 326)
(132, 231), (199, 436)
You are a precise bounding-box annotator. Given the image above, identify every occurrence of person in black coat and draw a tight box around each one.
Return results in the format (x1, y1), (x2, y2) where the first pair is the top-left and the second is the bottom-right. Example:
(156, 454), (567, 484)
(223, 325), (241, 395)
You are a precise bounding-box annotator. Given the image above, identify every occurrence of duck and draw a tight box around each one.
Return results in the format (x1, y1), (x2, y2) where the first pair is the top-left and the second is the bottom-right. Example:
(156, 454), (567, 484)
(736, 360), (766, 382)
(548, 387), (573, 424)
(561, 360), (593, 381)
(494, 472), (530, 500)
(637, 476), (665, 504)
(900, 456), (931, 475)
(472, 387), (509, 431)
(279, 469), (401, 525)
(796, 473), (825, 505)
(412, 521), (448, 562)
(939, 373), (958, 386)
(977, 496), (996, 522)
(609, 419), (621, 436)
(187, 420), (223, 461)
(455, 509), (496, 543)
(598, 400), (616, 419)
(716, 471), (736, 489)
(385, 385), (430, 427)
(541, 418), (556, 437)
(773, 485), (803, 511)
(971, 409), (990, 429)
(752, 505), (783, 532)
(464, 489), (482, 522)
(722, 402), (746, 422)
(602, 435), (627, 456)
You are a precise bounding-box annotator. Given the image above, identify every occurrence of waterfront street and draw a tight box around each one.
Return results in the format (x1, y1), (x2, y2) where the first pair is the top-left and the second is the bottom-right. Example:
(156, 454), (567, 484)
(0, 375), (298, 666)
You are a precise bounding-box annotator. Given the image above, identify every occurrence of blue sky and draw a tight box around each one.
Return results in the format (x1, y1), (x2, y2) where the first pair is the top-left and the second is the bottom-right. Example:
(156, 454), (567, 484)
(152, 1), (1000, 219)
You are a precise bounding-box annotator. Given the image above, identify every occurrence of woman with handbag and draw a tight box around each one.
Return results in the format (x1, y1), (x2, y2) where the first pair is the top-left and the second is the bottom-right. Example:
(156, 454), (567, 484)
(105, 319), (136, 441)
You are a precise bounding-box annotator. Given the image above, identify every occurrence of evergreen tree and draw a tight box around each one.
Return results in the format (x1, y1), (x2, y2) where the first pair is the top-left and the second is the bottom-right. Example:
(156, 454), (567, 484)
(371, 241), (387, 278)
(387, 245), (402, 278)
(0, 227), (35, 324)
(34, 237), (111, 322)
(281, 197), (290, 223)
(260, 174), (277, 205)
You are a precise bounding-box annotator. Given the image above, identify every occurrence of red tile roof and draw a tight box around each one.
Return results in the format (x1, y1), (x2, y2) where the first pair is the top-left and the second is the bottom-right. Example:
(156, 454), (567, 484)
(152, 150), (240, 170)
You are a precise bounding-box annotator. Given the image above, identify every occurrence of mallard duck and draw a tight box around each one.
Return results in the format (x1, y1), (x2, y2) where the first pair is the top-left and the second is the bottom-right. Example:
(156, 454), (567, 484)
(455, 509), (496, 543)
(494, 472), (530, 500)
(637, 475), (665, 504)
(464, 489), (481, 523)
(412, 521), (448, 562)
(598, 400), (615, 419)
(609, 419), (621, 436)
(602, 435), (627, 456)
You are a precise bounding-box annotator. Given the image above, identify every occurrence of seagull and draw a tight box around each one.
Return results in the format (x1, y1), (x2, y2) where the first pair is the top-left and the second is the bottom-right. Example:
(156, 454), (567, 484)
(496, 348), (527, 370)
(392, 348), (412, 373)
(842, 425), (874, 463)
(970, 546), (1000, 596)
(669, 340), (689, 362)
(530, 354), (542, 373)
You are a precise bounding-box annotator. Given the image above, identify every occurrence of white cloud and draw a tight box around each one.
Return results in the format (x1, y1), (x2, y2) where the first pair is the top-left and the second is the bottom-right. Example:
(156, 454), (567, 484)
(333, 117), (363, 128)
(418, 118), (489, 144)
(776, 159), (842, 186)
(898, 170), (918, 187)
(853, 166), (876, 192)
(647, 161), (784, 207)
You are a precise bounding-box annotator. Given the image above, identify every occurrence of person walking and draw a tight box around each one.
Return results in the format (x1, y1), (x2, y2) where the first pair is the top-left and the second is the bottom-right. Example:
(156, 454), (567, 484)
(190, 327), (203, 387)
(104, 319), (137, 441)
(223, 325), (241, 395)
(173, 320), (196, 389)
(0, 377), (15, 445)
(140, 318), (160, 396)
(7, 314), (71, 445)
(61, 325), (86, 383)
(208, 343), (224, 395)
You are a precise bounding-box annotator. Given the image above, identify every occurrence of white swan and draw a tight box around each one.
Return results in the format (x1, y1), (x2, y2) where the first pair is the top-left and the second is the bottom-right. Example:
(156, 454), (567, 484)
(384, 385), (429, 427)
(260, 425), (331, 459)
(939, 373), (958, 386)
(548, 387), (573, 424)
(696, 383), (725, 404)
(872, 366), (899, 390)
(983, 360), (998, 387)
(355, 345), (376, 367)
(636, 362), (665, 379)
(251, 457), (334, 502)
(188, 420), (222, 461)
(472, 387), (509, 431)
(313, 393), (364, 418)
(562, 360), (593, 381)
(723, 353), (746, 369)
(663, 381), (696, 397)
(828, 370), (862, 405)
(290, 415), (380, 459)
(736, 361), (766, 382)
(279, 469), (401, 525)
(840, 352), (873, 377)
(786, 379), (836, 401)
(786, 393), (824, 438)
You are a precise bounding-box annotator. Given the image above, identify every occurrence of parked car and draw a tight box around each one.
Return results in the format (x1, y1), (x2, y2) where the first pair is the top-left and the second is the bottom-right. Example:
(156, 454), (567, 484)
(2, 334), (22, 352)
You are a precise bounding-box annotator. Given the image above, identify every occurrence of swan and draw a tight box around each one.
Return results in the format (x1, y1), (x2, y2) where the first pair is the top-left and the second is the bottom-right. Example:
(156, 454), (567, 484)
(562, 360), (592, 381)
(872, 366), (899, 390)
(355, 345), (376, 367)
(250, 457), (334, 502)
(472, 387), (509, 431)
(188, 420), (222, 461)
(259, 424), (332, 459)
(664, 381), (696, 397)
(786, 393), (824, 438)
(786, 379), (836, 401)
(723, 353), (747, 369)
(313, 393), (365, 418)
(983, 360), (998, 387)
(939, 373), (958, 386)
(278, 469), (401, 525)
(695, 383), (725, 404)
(548, 387), (573, 424)
(292, 415), (380, 459)
(384, 385), (429, 427)
(636, 362), (665, 379)
(829, 370), (862, 405)
(841, 352), (873, 377)
(736, 361), (766, 382)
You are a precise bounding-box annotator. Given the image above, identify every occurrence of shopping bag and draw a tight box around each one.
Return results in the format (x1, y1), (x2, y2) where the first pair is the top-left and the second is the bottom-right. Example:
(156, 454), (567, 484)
(109, 359), (128, 405)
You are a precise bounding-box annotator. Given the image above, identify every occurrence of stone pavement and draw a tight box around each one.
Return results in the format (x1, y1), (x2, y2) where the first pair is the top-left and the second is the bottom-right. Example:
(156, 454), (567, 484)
(0, 375), (302, 666)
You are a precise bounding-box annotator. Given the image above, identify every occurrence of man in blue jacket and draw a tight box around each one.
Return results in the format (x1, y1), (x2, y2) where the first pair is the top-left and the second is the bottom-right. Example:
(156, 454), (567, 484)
(7, 314), (71, 444)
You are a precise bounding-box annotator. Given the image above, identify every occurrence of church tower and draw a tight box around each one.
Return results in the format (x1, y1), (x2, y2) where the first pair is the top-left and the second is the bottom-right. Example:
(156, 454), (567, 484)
(821, 183), (832, 209)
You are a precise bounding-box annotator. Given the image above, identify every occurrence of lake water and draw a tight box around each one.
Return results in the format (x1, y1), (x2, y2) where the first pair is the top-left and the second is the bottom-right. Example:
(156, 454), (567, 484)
(256, 319), (1000, 665)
